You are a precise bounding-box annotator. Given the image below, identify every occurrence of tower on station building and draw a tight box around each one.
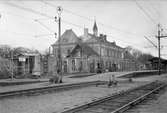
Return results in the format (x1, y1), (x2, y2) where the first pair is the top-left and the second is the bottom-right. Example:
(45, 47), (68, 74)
(93, 20), (98, 37)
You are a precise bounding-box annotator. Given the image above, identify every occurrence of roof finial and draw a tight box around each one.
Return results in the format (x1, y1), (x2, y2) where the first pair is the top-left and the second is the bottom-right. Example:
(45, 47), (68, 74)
(94, 16), (96, 21)
(93, 17), (98, 36)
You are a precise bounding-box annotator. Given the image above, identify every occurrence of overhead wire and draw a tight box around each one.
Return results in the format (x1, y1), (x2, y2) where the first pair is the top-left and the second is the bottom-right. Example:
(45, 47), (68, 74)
(148, 1), (160, 18)
(5, 2), (54, 19)
(139, 1), (160, 21)
(34, 34), (55, 38)
(144, 36), (157, 48)
(42, 1), (143, 37)
(42, 1), (93, 22)
(135, 0), (157, 25)
(0, 11), (36, 22)
(3, 2), (55, 38)
(0, 29), (34, 37)
(62, 20), (84, 29)
(134, 0), (163, 54)
(34, 19), (54, 33)
(107, 34), (144, 49)
(42, 0), (153, 51)
(4, 1), (154, 50)
(5, 0), (146, 40)
(0, 11), (55, 38)
(4, 1), (143, 49)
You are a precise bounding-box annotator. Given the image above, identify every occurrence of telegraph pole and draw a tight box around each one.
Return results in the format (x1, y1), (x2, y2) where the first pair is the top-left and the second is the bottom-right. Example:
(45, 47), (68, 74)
(157, 24), (167, 75)
(57, 6), (63, 83)
(158, 24), (161, 75)
(10, 50), (14, 80)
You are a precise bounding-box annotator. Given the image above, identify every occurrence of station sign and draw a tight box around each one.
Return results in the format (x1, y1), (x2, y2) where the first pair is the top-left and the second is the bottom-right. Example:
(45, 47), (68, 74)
(19, 56), (26, 62)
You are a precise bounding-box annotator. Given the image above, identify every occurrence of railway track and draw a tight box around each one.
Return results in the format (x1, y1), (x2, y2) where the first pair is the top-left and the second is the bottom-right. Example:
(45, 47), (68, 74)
(61, 81), (166, 113)
(0, 80), (106, 98)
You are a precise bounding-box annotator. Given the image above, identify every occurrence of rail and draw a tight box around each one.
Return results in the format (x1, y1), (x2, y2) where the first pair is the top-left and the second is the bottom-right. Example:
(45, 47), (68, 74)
(0, 80), (106, 98)
(61, 81), (166, 113)
(111, 83), (166, 113)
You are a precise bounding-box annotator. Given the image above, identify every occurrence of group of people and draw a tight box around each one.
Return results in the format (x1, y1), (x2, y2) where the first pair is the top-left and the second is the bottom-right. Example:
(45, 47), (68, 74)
(108, 75), (118, 87)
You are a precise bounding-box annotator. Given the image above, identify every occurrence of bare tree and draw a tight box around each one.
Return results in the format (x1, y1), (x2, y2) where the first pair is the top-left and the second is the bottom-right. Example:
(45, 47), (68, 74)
(125, 46), (153, 64)
(0, 57), (16, 79)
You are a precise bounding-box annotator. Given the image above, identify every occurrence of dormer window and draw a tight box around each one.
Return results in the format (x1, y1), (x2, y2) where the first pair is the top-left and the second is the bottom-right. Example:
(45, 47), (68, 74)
(63, 38), (68, 42)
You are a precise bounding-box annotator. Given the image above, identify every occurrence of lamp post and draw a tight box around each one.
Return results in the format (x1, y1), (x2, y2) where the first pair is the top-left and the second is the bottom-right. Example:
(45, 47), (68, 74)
(56, 6), (63, 83)
(10, 50), (14, 80)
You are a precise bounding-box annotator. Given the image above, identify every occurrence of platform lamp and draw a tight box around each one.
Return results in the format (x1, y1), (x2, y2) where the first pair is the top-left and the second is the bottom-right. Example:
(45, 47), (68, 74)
(56, 6), (63, 83)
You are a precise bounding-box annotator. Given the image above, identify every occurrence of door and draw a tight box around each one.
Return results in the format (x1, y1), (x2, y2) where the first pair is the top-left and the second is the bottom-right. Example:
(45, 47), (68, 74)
(63, 61), (67, 73)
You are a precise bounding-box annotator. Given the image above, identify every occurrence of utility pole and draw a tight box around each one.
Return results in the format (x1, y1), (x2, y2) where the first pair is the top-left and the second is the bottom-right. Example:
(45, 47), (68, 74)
(99, 40), (102, 73)
(10, 50), (14, 80)
(158, 24), (161, 75)
(57, 6), (63, 83)
(157, 24), (167, 75)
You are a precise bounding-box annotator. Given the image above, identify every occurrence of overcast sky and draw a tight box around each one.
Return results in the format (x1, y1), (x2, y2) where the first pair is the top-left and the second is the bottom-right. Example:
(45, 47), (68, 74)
(0, 0), (167, 58)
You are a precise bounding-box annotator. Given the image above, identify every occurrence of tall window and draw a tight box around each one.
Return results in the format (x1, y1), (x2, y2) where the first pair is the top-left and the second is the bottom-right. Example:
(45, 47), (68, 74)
(107, 49), (109, 56)
(72, 59), (75, 71)
(54, 48), (57, 55)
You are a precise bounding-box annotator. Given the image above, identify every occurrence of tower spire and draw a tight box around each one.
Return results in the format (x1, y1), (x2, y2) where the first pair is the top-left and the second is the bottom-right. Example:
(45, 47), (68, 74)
(93, 19), (98, 36)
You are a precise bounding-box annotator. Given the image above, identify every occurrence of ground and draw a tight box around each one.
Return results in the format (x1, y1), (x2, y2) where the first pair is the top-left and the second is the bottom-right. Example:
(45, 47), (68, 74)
(0, 71), (167, 113)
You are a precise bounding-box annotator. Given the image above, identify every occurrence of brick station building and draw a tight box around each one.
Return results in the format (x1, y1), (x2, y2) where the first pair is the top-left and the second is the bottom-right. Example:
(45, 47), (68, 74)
(51, 21), (138, 74)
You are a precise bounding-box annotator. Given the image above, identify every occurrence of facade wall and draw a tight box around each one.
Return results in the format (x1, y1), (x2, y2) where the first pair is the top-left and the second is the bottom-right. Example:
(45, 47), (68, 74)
(14, 54), (43, 76)
(52, 42), (138, 73)
(51, 29), (138, 74)
(53, 44), (76, 58)
(84, 42), (129, 72)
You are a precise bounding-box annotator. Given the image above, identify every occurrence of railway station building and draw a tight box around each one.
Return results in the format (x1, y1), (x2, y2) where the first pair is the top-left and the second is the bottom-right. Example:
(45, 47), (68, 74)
(51, 21), (138, 74)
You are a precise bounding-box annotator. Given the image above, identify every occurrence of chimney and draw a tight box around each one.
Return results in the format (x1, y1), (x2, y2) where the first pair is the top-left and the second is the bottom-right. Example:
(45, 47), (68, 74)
(104, 35), (107, 41)
(100, 34), (103, 37)
(84, 28), (88, 37)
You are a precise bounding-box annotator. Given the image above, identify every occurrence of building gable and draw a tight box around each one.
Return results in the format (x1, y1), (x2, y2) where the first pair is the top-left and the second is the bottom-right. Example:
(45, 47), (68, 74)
(67, 43), (99, 58)
(54, 29), (80, 45)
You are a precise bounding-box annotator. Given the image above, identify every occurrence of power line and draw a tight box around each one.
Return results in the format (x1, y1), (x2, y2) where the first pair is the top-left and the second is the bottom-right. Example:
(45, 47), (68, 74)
(4, 1), (156, 51)
(34, 19), (54, 33)
(148, 1), (160, 18)
(0, 11), (56, 38)
(42, 1), (93, 22)
(62, 20), (84, 29)
(135, 0), (157, 25)
(6, 1), (148, 40)
(139, 1), (160, 21)
(5, 2), (54, 19)
(107, 34), (144, 49)
(34, 34), (55, 38)
(0, 29), (34, 37)
(43, 1), (143, 38)
(144, 36), (157, 48)
(4, 2), (84, 36)
(5, 2), (84, 29)
(1, 11), (35, 22)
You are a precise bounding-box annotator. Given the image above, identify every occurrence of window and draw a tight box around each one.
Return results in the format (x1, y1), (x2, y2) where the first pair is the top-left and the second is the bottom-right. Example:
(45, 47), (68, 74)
(106, 61), (108, 68)
(72, 59), (75, 71)
(107, 49), (109, 56)
(67, 49), (70, 55)
(63, 38), (68, 42)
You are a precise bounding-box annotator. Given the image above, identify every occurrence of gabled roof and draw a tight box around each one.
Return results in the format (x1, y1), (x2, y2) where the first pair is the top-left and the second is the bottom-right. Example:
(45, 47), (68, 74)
(54, 29), (80, 45)
(81, 33), (99, 43)
(123, 51), (136, 60)
(149, 57), (167, 63)
(82, 33), (123, 49)
(67, 43), (99, 57)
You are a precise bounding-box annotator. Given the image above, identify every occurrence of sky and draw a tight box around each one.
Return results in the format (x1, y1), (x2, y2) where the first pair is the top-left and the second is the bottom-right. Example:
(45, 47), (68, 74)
(0, 0), (167, 58)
